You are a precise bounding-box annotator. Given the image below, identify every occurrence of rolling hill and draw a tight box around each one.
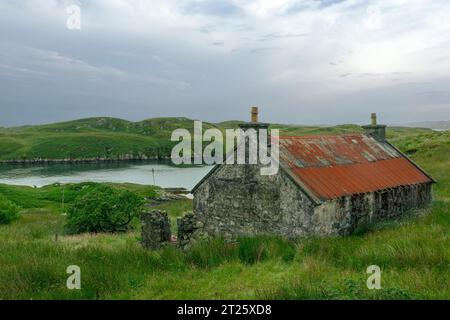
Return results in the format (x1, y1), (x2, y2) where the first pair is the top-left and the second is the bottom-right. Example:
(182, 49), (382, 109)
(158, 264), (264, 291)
(0, 117), (219, 162)
(398, 121), (450, 130)
(0, 116), (446, 162)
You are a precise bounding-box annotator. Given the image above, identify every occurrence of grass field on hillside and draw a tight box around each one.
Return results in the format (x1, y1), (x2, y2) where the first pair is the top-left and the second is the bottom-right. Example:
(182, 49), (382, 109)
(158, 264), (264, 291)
(0, 116), (443, 162)
(0, 126), (448, 299)
(0, 117), (220, 161)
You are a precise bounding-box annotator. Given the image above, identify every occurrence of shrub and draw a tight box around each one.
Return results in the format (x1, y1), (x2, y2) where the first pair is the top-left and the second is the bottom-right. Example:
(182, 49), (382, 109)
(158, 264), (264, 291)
(65, 185), (145, 234)
(0, 194), (20, 225)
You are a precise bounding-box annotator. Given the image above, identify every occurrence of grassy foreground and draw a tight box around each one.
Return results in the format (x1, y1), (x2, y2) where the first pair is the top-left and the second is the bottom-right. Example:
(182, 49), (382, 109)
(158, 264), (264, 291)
(0, 127), (448, 299)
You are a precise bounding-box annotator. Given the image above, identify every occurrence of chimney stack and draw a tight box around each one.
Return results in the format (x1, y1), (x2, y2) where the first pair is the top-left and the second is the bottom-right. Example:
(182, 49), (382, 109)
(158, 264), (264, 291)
(239, 106), (270, 145)
(251, 106), (259, 123)
(240, 106), (267, 130)
(371, 113), (377, 125)
(362, 113), (386, 141)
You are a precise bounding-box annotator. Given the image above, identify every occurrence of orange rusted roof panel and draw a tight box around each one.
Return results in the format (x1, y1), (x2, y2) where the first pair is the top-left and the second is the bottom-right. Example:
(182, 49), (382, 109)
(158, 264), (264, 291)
(290, 158), (431, 200)
(278, 134), (432, 200)
(279, 134), (399, 167)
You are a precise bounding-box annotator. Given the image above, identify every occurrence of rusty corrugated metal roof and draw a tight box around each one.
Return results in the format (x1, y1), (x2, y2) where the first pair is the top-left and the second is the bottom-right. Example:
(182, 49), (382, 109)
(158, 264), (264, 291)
(279, 134), (432, 201)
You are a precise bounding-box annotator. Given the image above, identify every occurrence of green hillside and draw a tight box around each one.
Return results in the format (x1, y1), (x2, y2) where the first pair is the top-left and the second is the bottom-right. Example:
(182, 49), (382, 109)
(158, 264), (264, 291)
(0, 116), (441, 162)
(0, 117), (218, 161)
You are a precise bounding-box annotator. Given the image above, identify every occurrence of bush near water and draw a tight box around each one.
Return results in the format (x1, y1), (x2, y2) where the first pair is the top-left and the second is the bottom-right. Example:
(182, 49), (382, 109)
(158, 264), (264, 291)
(65, 184), (145, 234)
(0, 193), (20, 225)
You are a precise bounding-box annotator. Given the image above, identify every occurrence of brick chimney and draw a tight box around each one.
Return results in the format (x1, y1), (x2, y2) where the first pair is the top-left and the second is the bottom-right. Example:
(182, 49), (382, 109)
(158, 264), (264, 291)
(362, 113), (386, 141)
(238, 106), (270, 151)
(251, 106), (258, 123)
(239, 106), (269, 131)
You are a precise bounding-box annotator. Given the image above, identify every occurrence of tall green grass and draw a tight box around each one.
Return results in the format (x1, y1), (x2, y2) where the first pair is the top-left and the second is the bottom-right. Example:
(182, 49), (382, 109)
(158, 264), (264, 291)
(0, 199), (448, 299)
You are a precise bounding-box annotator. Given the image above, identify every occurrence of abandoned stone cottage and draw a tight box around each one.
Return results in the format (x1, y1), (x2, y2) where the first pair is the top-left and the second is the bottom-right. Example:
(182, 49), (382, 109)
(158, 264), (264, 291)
(188, 110), (434, 240)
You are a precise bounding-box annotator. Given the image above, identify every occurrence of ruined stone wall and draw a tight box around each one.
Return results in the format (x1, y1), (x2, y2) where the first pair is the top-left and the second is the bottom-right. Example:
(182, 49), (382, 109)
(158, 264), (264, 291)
(193, 163), (315, 239)
(177, 212), (203, 248)
(314, 182), (433, 236)
(140, 210), (171, 249)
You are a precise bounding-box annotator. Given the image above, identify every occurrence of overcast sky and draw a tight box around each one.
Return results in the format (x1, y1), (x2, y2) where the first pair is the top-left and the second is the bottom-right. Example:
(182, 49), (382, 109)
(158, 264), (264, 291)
(1, 0), (450, 127)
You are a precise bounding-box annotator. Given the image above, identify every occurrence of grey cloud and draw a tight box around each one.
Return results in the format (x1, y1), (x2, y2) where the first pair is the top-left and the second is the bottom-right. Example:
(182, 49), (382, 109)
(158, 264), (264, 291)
(419, 91), (450, 103)
(249, 47), (280, 53)
(318, 0), (348, 8)
(358, 73), (382, 78)
(180, 0), (241, 17)
(259, 33), (309, 41)
(283, 0), (347, 15)
(199, 25), (215, 33)
(329, 59), (344, 66)
(357, 72), (413, 78)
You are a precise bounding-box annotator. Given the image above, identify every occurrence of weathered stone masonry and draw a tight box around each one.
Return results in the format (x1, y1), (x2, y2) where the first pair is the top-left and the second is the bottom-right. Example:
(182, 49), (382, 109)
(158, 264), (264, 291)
(140, 210), (171, 249)
(314, 182), (433, 236)
(193, 163), (316, 239)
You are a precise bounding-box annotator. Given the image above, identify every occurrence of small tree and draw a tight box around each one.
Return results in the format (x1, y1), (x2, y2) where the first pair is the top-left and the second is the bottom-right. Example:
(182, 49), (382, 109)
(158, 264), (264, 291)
(65, 185), (145, 234)
(0, 194), (20, 225)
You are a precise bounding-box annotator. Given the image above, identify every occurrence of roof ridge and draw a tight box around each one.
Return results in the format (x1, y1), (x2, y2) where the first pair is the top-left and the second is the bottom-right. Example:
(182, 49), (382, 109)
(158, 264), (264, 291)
(279, 133), (365, 139)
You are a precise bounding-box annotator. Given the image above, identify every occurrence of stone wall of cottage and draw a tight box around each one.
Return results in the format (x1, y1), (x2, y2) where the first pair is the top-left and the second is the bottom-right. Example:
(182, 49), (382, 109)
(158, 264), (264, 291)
(192, 163), (316, 239)
(313, 182), (433, 236)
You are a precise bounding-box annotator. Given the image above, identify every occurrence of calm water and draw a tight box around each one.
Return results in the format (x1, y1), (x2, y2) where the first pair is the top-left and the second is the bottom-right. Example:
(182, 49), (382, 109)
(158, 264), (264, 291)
(0, 161), (214, 189)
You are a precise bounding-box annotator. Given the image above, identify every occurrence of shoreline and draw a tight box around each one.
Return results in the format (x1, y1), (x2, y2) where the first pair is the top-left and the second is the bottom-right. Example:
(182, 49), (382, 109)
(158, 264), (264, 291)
(0, 156), (172, 165)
